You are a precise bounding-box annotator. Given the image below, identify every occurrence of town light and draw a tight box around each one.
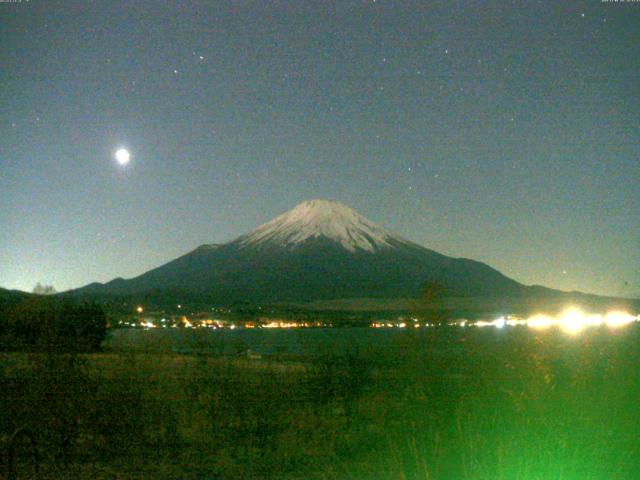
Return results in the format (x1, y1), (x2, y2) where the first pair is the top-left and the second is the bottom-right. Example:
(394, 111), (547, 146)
(605, 311), (637, 328)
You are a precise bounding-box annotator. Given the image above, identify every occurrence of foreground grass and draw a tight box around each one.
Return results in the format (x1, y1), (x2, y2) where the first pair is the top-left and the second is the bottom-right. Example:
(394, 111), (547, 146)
(1, 326), (640, 479)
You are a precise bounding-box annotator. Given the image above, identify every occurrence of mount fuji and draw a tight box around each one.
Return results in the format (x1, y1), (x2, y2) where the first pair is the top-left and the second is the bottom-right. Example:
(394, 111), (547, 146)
(72, 199), (532, 303)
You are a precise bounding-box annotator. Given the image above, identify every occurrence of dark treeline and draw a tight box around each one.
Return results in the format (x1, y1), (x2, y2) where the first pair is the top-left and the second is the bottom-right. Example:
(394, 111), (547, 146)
(0, 296), (107, 352)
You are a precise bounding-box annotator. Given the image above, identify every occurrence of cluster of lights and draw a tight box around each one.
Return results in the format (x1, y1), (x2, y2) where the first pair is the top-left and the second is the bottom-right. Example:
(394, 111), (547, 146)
(369, 309), (638, 333)
(127, 306), (637, 333)
(371, 318), (425, 328)
(474, 318), (507, 329)
(471, 308), (638, 334)
(371, 321), (434, 328)
(262, 321), (328, 328)
(127, 309), (330, 329)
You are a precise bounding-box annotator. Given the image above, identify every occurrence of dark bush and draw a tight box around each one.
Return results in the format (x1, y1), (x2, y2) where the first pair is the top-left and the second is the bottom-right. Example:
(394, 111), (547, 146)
(0, 298), (107, 353)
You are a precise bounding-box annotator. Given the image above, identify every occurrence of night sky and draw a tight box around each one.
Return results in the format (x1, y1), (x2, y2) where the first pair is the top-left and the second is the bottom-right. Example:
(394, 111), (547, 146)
(1, 0), (638, 297)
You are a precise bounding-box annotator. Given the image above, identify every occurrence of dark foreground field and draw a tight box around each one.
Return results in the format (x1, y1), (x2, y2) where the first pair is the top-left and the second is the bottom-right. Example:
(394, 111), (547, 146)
(1, 326), (640, 479)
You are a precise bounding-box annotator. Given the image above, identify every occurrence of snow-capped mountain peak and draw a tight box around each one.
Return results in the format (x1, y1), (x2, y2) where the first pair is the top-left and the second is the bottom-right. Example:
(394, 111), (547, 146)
(236, 199), (408, 252)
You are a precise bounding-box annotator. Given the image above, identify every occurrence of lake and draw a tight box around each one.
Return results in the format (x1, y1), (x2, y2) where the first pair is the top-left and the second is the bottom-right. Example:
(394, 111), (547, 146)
(104, 323), (640, 357)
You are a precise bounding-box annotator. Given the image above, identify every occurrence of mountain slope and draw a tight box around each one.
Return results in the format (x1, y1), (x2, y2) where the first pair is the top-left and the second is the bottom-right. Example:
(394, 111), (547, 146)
(0, 287), (34, 313)
(72, 199), (529, 303)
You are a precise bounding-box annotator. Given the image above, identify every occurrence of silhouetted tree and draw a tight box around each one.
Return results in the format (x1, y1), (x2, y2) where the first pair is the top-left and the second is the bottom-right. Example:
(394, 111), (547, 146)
(33, 283), (56, 295)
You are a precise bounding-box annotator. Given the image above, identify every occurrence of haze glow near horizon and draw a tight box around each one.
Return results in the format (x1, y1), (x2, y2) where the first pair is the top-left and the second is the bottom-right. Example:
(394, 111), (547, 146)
(1, 1), (638, 297)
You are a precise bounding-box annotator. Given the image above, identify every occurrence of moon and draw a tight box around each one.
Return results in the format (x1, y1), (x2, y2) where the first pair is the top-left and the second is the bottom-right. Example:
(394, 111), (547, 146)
(115, 148), (131, 166)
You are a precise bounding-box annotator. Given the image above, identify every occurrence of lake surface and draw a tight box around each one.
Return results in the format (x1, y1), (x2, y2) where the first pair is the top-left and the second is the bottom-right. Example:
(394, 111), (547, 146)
(106, 327), (472, 356)
(105, 324), (640, 356)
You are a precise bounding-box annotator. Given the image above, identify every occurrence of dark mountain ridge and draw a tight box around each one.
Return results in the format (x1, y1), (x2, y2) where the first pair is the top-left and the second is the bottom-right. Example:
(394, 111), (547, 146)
(67, 200), (634, 310)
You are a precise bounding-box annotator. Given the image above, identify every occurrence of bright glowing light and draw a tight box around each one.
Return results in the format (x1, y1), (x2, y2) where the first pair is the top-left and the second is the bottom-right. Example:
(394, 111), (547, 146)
(506, 316), (526, 326)
(474, 318), (506, 328)
(605, 311), (637, 328)
(115, 148), (130, 165)
(527, 314), (554, 330)
(583, 313), (604, 328)
(557, 308), (603, 334)
(369, 308), (637, 332)
(136, 306), (143, 313)
(438, 308), (637, 333)
(559, 308), (587, 334)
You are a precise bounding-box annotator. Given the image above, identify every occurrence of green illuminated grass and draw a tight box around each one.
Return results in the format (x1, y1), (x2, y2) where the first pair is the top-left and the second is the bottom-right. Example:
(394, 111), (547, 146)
(1, 326), (639, 478)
